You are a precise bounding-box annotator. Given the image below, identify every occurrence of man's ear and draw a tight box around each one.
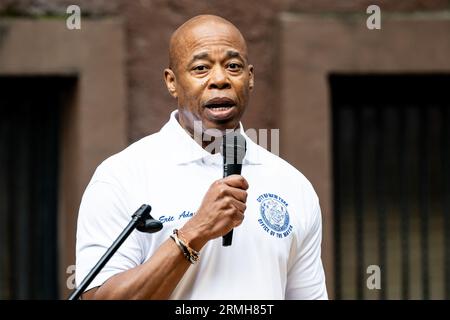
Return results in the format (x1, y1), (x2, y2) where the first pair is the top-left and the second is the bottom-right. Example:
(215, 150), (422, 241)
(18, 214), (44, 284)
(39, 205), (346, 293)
(248, 65), (254, 91)
(164, 68), (178, 98)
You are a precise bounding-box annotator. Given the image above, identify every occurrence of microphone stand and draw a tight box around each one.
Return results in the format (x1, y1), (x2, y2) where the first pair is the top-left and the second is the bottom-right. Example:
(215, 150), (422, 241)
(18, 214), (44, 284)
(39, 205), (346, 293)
(68, 204), (163, 300)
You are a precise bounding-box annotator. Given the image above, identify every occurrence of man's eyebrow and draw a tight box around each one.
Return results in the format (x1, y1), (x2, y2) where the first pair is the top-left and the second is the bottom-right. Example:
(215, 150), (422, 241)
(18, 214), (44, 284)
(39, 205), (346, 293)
(225, 50), (243, 60)
(189, 50), (245, 65)
(190, 52), (210, 64)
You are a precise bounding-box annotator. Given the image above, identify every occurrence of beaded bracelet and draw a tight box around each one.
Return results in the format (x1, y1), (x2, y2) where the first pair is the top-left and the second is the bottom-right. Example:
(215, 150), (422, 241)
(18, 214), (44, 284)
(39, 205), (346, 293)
(170, 229), (199, 264)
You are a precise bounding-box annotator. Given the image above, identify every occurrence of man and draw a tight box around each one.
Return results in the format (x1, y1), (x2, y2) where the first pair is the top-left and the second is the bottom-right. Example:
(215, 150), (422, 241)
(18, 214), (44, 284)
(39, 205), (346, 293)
(76, 14), (328, 299)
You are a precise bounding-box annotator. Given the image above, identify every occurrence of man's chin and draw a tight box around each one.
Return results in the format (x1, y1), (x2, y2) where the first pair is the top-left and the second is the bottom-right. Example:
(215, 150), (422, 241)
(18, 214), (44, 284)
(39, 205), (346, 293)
(203, 119), (240, 134)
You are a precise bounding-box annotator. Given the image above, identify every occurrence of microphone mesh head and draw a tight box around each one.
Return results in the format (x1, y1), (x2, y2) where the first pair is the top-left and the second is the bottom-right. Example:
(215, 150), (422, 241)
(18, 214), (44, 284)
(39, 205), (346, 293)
(221, 132), (247, 165)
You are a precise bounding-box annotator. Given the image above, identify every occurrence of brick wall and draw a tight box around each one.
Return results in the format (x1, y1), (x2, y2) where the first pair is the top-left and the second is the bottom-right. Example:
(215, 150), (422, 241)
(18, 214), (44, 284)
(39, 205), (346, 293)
(1, 0), (449, 140)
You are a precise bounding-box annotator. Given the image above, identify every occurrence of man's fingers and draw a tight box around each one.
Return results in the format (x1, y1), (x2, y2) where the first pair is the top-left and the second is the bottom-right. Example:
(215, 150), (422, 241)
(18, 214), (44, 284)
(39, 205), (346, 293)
(229, 197), (247, 213)
(224, 206), (245, 227)
(216, 185), (247, 203)
(228, 187), (247, 203)
(232, 211), (245, 227)
(222, 175), (249, 190)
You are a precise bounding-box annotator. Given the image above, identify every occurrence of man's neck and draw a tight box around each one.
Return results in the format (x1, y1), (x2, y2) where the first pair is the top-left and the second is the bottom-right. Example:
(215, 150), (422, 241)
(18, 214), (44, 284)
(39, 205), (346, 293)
(174, 112), (240, 153)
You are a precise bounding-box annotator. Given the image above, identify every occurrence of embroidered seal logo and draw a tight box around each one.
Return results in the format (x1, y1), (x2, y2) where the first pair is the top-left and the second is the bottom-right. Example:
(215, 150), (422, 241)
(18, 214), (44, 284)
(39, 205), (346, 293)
(257, 193), (293, 238)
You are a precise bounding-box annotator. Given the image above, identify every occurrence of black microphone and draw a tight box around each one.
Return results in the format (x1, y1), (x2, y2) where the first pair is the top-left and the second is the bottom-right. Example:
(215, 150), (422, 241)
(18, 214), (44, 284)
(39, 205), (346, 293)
(221, 132), (246, 246)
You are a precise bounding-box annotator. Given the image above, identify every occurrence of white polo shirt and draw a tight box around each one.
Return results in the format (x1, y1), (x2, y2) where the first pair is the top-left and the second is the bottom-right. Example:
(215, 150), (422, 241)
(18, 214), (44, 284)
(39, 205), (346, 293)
(75, 110), (328, 300)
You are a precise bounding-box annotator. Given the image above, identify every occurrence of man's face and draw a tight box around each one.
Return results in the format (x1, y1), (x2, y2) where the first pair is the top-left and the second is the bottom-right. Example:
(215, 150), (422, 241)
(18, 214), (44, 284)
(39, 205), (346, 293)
(165, 21), (254, 135)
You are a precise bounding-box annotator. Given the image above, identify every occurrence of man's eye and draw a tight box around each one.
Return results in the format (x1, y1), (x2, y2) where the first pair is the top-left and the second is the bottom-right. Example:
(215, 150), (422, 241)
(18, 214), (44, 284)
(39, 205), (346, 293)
(228, 63), (242, 70)
(193, 65), (208, 71)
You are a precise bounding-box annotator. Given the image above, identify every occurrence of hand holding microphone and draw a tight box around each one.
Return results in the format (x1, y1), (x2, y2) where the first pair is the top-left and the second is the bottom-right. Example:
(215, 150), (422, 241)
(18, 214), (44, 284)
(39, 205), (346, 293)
(179, 132), (247, 249)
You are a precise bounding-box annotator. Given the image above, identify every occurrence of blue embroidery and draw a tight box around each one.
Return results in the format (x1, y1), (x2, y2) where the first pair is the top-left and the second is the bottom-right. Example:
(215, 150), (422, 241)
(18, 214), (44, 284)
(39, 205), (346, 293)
(158, 215), (174, 224)
(178, 211), (194, 219)
(257, 193), (293, 238)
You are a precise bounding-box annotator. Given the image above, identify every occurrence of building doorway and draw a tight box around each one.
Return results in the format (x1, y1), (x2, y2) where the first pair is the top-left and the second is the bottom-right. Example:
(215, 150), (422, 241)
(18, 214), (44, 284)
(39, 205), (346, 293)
(0, 76), (75, 299)
(331, 74), (450, 299)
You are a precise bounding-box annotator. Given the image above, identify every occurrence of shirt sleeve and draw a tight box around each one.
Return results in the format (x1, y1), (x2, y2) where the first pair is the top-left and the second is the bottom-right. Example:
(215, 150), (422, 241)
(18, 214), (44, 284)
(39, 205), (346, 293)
(75, 179), (144, 292)
(285, 195), (328, 300)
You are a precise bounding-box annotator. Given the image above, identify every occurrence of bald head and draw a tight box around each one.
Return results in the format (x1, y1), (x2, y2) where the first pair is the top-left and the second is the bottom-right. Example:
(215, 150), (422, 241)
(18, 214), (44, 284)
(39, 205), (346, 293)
(163, 14), (254, 135)
(169, 15), (248, 72)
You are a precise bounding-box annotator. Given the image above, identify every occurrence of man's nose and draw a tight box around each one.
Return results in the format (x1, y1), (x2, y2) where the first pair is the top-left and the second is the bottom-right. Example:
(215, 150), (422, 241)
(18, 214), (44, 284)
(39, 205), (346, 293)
(208, 66), (231, 89)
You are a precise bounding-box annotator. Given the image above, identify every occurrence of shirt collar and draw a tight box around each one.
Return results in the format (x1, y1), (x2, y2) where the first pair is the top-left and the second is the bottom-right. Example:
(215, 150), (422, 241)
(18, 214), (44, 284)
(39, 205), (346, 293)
(160, 110), (262, 165)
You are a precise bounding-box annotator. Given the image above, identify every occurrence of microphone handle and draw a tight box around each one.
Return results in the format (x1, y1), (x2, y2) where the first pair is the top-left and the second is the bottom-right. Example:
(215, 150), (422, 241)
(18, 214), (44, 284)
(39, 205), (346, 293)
(222, 163), (242, 247)
(223, 229), (233, 246)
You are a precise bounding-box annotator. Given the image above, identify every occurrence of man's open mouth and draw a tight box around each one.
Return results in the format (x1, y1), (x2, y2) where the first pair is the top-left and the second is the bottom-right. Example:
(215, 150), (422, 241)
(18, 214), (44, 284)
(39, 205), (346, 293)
(206, 105), (233, 111)
(203, 97), (237, 122)
(204, 97), (236, 110)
